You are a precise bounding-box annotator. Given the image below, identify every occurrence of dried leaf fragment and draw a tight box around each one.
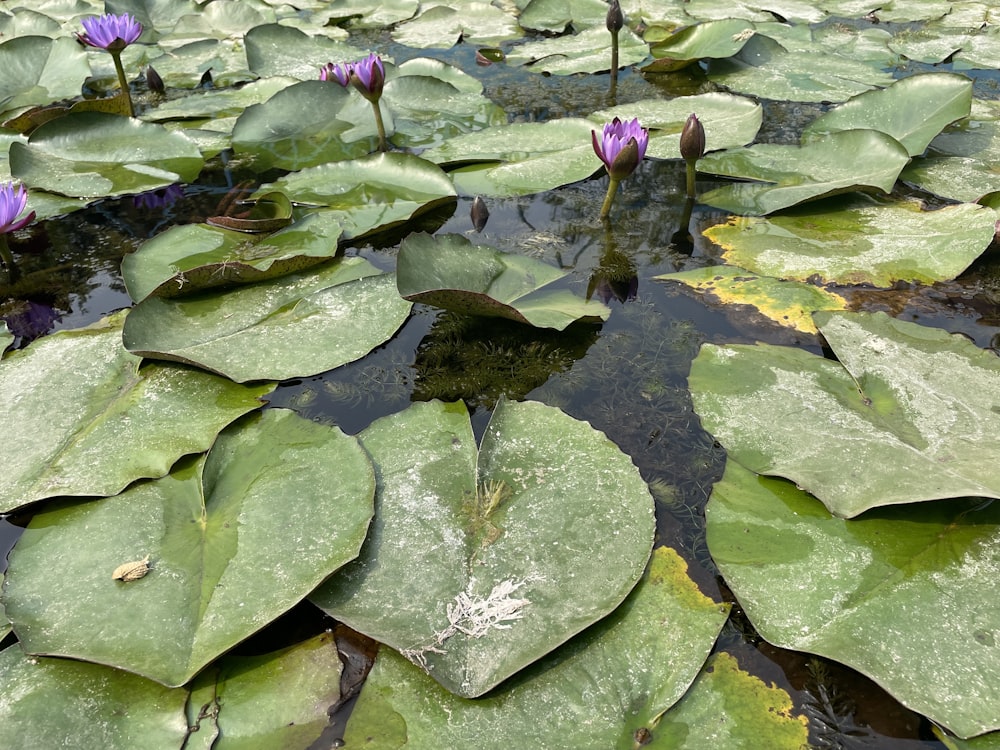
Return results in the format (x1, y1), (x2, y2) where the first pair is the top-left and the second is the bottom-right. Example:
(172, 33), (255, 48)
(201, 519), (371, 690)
(112, 555), (151, 582)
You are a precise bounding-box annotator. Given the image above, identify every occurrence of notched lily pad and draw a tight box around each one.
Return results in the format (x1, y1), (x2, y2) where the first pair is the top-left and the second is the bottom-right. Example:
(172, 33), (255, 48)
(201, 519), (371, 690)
(397, 232), (610, 330)
(3, 408), (375, 687)
(0, 310), (272, 514)
(312, 398), (656, 698)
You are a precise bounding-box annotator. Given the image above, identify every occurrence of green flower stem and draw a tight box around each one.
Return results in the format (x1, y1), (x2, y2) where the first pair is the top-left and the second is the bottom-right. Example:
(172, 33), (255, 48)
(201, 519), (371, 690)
(0, 235), (12, 268)
(685, 159), (697, 200)
(370, 100), (387, 152)
(110, 50), (134, 116)
(609, 30), (619, 96)
(599, 176), (621, 221)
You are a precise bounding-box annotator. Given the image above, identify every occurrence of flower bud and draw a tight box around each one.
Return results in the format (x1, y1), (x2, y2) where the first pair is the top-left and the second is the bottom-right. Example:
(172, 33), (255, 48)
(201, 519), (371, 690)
(471, 196), (490, 232)
(608, 137), (640, 181)
(146, 65), (164, 94)
(680, 113), (705, 162)
(606, 0), (624, 33)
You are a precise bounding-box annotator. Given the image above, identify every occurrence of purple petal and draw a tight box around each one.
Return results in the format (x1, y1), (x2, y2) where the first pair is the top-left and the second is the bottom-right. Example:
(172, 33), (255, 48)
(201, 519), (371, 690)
(0, 183), (31, 234)
(79, 13), (142, 49)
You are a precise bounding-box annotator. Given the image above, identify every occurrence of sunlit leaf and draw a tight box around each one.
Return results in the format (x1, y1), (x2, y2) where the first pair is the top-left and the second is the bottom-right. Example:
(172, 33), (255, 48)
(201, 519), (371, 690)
(0, 36), (90, 119)
(505, 26), (649, 75)
(392, 3), (522, 49)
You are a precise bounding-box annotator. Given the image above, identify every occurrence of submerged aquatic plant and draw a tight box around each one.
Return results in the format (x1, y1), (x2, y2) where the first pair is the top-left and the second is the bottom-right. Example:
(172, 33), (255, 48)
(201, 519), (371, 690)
(77, 13), (143, 116)
(680, 113), (706, 200)
(592, 117), (648, 220)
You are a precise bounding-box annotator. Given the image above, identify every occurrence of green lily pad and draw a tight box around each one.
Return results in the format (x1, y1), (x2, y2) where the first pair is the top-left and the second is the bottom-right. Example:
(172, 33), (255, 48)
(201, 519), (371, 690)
(397, 233), (610, 330)
(707, 33), (894, 103)
(142, 76), (296, 123)
(122, 257), (412, 382)
(122, 211), (343, 301)
(647, 18), (757, 71)
(312, 398), (656, 698)
(0, 321), (11, 353)
(698, 129), (911, 215)
(689, 311), (1000, 518)
(0, 311), (272, 514)
(257, 152), (457, 240)
(244, 23), (368, 79)
(701, 198), (996, 287)
(10, 112), (205, 198)
(4, 408), (375, 687)
(0, 36), (90, 119)
(143, 38), (255, 89)
(186, 631), (343, 750)
(518, 0), (609, 33)
(802, 72), (973, 157)
(706, 459), (1000, 739)
(655, 264), (847, 333)
(505, 25), (650, 75)
(326, 0), (419, 28)
(392, 3), (522, 49)
(341, 546), (730, 746)
(0, 643), (189, 748)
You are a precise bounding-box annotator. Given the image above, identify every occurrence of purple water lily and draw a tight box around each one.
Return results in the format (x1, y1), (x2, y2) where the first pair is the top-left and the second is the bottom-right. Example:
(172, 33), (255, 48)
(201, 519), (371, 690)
(320, 62), (351, 87)
(78, 13), (142, 51)
(593, 117), (648, 220)
(350, 53), (385, 101)
(0, 183), (35, 235)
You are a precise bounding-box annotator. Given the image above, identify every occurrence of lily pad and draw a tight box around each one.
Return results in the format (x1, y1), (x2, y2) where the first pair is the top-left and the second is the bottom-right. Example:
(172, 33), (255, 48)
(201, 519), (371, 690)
(0, 321), (11, 353)
(122, 257), (412, 382)
(689, 311), (1000, 518)
(244, 23), (367, 79)
(3, 408), (375, 687)
(656, 264), (847, 334)
(505, 25), (650, 75)
(122, 211), (343, 301)
(0, 36), (90, 118)
(647, 18), (757, 71)
(802, 72), (973, 157)
(702, 197), (997, 287)
(0, 643), (189, 748)
(312, 398), (656, 698)
(0, 311), (272, 514)
(10, 112), (205, 198)
(698, 129), (911, 215)
(142, 76), (296, 123)
(517, 0), (609, 33)
(341, 546), (731, 746)
(257, 152), (457, 240)
(397, 233), (610, 330)
(392, 3), (522, 49)
(706, 459), (1000, 739)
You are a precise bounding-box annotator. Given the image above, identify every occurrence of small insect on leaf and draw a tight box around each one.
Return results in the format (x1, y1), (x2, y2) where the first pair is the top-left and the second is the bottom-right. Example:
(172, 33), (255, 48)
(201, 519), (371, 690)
(112, 555), (151, 582)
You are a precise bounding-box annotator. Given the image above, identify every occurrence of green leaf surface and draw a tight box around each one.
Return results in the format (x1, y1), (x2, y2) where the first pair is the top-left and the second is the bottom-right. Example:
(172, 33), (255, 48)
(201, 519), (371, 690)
(244, 23), (367, 79)
(0, 311), (271, 514)
(707, 33), (894, 103)
(328, 0), (419, 28)
(341, 546), (730, 746)
(122, 212), (343, 301)
(187, 631), (342, 750)
(122, 257), (412, 382)
(0, 321), (11, 353)
(518, 0), (609, 33)
(802, 72), (972, 157)
(689, 311), (1000, 518)
(391, 3), (522, 49)
(706, 459), (1000, 739)
(144, 38), (255, 89)
(397, 233), (610, 330)
(312, 398), (656, 698)
(0, 36), (90, 118)
(10, 113), (205, 198)
(648, 18), (757, 70)
(257, 152), (457, 239)
(505, 25), (650, 75)
(655, 265), (847, 333)
(4, 408), (375, 687)
(142, 76), (295, 123)
(0, 644), (189, 749)
(698, 129), (911, 215)
(702, 198), (997, 287)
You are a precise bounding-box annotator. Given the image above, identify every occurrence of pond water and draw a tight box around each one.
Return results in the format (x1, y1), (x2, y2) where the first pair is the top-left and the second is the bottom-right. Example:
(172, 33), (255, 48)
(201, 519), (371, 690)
(4, 15), (999, 750)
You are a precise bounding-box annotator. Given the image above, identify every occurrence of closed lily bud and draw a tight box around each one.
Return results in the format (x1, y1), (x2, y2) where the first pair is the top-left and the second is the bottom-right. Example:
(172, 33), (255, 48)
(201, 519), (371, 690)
(471, 196), (489, 232)
(680, 113), (705, 162)
(606, 0), (623, 33)
(146, 65), (164, 94)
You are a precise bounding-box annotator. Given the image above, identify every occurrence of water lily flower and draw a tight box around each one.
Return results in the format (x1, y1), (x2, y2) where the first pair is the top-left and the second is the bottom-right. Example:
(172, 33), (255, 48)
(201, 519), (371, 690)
(350, 53), (385, 102)
(78, 13), (143, 116)
(0, 182), (34, 235)
(320, 62), (351, 87)
(77, 13), (142, 52)
(680, 113), (706, 199)
(592, 117), (648, 220)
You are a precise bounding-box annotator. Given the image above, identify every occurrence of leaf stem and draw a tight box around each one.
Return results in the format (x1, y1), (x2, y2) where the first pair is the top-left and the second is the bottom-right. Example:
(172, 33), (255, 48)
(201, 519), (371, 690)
(685, 160), (697, 200)
(600, 176), (620, 221)
(371, 100), (387, 152)
(110, 50), (134, 117)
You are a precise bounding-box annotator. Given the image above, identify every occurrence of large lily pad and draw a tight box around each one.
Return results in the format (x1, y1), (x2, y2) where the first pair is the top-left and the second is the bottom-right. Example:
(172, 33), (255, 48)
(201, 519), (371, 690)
(397, 232), (610, 330)
(0, 311), (272, 514)
(257, 152), (457, 239)
(312, 398), (656, 698)
(10, 112), (205, 198)
(391, 2), (522, 49)
(802, 72), (972, 157)
(0, 36), (90, 118)
(689, 311), (1000, 518)
(121, 211), (343, 301)
(647, 18), (757, 71)
(706, 459), (1000, 739)
(123, 256), (412, 382)
(698, 129), (911, 215)
(3, 408), (375, 687)
(701, 198), (997, 287)
(505, 25), (650, 75)
(342, 546), (731, 747)
(244, 23), (367, 79)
